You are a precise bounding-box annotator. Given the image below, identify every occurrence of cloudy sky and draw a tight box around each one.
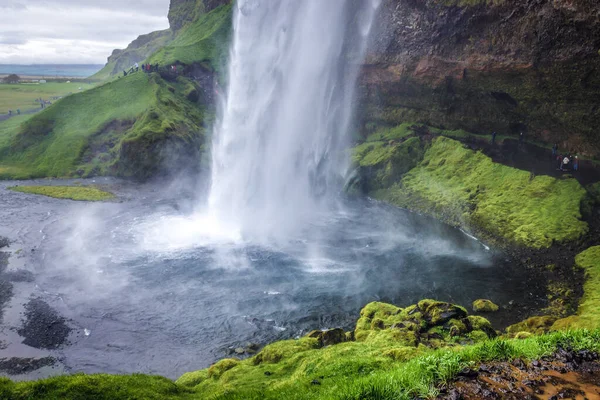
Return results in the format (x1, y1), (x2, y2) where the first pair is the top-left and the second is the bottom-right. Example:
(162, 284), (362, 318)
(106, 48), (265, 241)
(0, 0), (171, 65)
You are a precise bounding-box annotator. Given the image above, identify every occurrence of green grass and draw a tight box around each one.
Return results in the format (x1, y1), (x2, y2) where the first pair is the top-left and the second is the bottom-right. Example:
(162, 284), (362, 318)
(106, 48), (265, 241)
(0, 82), (95, 114)
(0, 374), (194, 400)
(553, 246), (600, 330)
(375, 136), (587, 248)
(147, 4), (232, 72)
(8, 185), (114, 201)
(0, 72), (205, 180)
(364, 123), (416, 143)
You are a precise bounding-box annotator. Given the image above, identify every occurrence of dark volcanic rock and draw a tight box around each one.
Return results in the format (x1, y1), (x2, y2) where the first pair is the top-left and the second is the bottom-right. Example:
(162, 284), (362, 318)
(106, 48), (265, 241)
(361, 0), (600, 157)
(3, 269), (35, 283)
(0, 357), (56, 375)
(18, 299), (71, 350)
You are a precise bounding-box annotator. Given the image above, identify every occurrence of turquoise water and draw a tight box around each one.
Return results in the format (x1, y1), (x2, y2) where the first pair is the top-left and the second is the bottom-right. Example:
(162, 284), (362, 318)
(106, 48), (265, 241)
(0, 64), (103, 78)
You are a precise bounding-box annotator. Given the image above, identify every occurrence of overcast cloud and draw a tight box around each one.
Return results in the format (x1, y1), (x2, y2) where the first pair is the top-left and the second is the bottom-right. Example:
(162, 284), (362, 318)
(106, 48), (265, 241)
(0, 0), (171, 64)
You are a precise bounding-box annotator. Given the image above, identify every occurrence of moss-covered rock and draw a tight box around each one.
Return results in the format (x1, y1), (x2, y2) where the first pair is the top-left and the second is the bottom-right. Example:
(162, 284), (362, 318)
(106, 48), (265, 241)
(373, 136), (588, 249)
(552, 246), (600, 330)
(472, 299), (499, 313)
(355, 300), (491, 347)
(506, 316), (557, 336)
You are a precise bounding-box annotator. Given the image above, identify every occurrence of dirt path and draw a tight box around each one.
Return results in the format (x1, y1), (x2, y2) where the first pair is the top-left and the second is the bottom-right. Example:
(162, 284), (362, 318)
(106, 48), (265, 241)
(438, 349), (600, 400)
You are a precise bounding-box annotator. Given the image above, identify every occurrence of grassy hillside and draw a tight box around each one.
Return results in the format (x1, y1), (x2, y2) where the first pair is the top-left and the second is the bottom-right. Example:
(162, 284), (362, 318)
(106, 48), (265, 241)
(361, 135), (588, 248)
(0, 72), (206, 180)
(147, 4), (232, 73)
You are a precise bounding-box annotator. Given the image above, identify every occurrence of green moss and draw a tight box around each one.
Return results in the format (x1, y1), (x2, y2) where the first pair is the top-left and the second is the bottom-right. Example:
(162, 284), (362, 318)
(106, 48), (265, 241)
(176, 370), (208, 387)
(8, 185), (114, 201)
(472, 299), (499, 313)
(0, 374), (193, 400)
(253, 338), (321, 365)
(506, 316), (557, 336)
(552, 246), (600, 330)
(514, 332), (533, 339)
(207, 359), (240, 379)
(375, 137), (587, 248)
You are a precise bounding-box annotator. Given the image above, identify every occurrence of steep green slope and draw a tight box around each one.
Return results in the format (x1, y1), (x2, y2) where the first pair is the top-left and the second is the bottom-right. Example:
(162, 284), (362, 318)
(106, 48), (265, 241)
(362, 135), (587, 248)
(0, 72), (206, 180)
(147, 4), (232, 72)
(553, 246), (600, 330)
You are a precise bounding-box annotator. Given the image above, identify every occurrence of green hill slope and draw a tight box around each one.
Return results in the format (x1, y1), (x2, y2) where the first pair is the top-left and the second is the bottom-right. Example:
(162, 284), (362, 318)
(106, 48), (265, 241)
(147, 4), (232, 72)
(0, 72), (206, 180)
(91, 30), (173, 81)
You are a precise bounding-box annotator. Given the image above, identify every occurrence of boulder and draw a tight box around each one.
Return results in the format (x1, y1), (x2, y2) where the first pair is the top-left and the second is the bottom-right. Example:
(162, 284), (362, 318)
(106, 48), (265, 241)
(472, 299), (500, 313)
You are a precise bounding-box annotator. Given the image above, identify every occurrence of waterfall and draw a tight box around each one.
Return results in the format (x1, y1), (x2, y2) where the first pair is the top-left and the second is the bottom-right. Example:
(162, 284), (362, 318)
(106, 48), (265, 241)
(208, 0), (380, 241)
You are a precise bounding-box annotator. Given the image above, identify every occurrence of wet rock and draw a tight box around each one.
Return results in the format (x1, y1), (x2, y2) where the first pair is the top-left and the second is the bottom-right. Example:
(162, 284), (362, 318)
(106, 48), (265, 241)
(234, 347), (245, 355)
(3, 269), (35, 283)
(0, 280), (14, 323)
(17, 298), (71, 350)
(472, 299), (499, 313)
(0, 237), (9, 249)
(321, 328), (346, 346)
(417, 299), (467, 326)
(0, 251), (8, 274)
(0, 357), (55, 375)
(305, 328), (347, 347)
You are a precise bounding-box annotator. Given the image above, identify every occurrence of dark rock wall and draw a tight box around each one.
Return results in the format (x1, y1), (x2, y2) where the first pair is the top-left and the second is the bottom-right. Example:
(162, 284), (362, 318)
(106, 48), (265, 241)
(361, 0), (600, 156)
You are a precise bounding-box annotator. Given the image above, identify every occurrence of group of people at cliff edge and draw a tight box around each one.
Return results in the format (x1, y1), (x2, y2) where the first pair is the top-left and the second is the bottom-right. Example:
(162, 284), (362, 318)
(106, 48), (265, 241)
(552, 143), (579, 172)
(490, 132), (581, 172)
(123, 62), (160, 77)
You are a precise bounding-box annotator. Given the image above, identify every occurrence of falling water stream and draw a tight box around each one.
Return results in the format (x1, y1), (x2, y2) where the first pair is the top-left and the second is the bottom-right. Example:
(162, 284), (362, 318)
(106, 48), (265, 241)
(209, 0), (380, 240)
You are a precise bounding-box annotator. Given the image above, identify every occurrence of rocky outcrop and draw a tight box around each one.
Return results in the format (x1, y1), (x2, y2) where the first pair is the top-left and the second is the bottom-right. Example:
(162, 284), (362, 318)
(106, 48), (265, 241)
(362, 0), (600, 156)
(94, 30), (172, 79)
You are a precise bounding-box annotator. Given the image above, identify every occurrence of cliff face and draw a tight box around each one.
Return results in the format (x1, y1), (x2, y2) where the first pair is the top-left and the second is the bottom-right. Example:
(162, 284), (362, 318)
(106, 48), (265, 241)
(361, 0), (600, 156)
(168, 0), (231, 31)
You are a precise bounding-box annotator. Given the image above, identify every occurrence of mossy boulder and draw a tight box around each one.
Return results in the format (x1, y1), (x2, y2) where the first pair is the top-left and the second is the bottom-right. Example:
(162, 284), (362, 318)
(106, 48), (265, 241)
(355, 300), (493, 347)
(506, 316), (557, 336)
(304, 328), (347, 347)
(472, 299), (499, 313)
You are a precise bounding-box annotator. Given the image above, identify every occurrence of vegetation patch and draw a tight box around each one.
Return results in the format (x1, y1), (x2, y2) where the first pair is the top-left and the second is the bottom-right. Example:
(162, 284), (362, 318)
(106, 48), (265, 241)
(8, 186), (114, 201)
(147, 5), (232, 74)
(0, 72), (206, 180)
(374, 136), (587, 248)
(552, 246), (600, 330)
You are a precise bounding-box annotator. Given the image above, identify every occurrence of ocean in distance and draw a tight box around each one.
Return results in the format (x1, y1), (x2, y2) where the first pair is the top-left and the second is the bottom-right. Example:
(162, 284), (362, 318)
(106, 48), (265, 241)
(0, 64), (103, 78)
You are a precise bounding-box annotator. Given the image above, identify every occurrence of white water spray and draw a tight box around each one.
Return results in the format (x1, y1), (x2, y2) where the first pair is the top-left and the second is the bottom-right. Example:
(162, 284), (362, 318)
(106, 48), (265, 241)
(208, 0), (380, 241)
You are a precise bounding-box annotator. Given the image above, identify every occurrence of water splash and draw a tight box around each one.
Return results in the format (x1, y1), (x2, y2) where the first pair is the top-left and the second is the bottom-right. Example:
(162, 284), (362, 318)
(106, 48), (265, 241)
(208, 0), (380, 241)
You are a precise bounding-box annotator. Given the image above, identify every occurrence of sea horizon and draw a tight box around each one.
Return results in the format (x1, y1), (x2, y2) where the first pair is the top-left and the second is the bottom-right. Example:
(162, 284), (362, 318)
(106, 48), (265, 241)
(0, 64), (104, 78)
